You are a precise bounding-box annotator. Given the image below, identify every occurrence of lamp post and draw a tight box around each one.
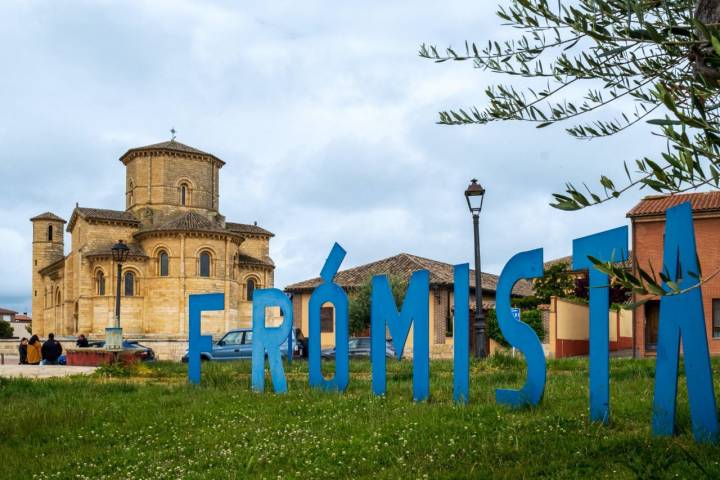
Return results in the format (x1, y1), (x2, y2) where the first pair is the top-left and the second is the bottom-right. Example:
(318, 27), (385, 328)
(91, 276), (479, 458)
(107, 240), (130, 350)
(465, 179), (487, 359)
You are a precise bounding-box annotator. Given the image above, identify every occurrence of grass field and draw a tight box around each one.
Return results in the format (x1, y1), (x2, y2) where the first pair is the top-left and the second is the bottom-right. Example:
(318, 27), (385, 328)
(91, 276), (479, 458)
(1, 355), (719, 479)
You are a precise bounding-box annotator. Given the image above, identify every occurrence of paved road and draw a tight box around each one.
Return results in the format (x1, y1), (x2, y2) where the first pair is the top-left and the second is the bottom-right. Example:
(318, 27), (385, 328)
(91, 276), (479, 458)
(0, 365), (97, 378)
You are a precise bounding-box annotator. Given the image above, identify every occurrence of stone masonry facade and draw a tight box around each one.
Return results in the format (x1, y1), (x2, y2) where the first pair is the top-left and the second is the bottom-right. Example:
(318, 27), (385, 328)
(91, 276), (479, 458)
(31, 140), (275, 339)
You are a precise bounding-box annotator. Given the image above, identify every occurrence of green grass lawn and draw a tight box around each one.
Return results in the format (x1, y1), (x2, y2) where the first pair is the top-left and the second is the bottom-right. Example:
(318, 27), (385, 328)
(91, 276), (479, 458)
(1, 356), (719, 479)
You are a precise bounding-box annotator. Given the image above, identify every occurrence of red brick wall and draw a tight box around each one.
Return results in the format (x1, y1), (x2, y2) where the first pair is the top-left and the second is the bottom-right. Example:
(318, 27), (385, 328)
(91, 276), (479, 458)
(633, 215), (720, 357)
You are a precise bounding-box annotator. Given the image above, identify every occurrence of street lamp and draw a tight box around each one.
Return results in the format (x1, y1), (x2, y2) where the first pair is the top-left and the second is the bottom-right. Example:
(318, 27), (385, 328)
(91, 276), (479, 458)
(465, 179), (487, 359)
(107, 240), (130, 350)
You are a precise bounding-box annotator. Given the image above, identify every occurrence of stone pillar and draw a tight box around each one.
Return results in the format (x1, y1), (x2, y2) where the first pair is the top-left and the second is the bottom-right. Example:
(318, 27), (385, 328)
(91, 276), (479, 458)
(224, 237), (230, 331)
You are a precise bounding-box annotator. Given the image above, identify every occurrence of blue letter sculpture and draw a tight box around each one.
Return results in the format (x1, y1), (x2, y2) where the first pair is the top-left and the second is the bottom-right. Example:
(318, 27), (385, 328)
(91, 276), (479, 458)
(573, 226), (628, 424)
(652, 202), (718, 443)
(187, 293), (225, 385)
(251, 288), (294, 394)
(309, 243), (350, 391)
(371, 270), (430, 401)
(495, 249), (545, 408)
(453, 264), (470, 403)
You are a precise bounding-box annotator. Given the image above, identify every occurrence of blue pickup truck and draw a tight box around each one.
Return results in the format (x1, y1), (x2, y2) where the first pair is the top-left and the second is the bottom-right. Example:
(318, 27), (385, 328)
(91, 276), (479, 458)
(181, 328), (298, 362)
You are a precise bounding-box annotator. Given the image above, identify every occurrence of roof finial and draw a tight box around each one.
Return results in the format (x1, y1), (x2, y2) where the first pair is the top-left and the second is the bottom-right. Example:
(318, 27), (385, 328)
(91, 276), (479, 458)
(170, 127), (177, 141)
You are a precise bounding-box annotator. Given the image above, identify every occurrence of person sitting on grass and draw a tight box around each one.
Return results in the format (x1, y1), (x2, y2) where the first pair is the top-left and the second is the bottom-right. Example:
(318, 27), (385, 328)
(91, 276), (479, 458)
(27, 335), (42, 365)
(41, 333), (63, 366)
(76, 334), (89, 348)
(18, 337), (28, 365)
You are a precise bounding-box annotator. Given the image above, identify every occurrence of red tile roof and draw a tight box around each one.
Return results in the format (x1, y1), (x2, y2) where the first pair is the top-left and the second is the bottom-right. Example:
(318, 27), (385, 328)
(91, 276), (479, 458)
(627, 191), (720, 218)
(284, 253), (534, 297)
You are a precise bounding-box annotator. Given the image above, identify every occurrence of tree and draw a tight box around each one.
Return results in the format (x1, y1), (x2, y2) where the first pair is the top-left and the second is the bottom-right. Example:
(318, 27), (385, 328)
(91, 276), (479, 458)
(420, 0), (720, 297)
(348, 276), (408, 336)
(0, 320), (13, 339)
(533, 262), (575, 303)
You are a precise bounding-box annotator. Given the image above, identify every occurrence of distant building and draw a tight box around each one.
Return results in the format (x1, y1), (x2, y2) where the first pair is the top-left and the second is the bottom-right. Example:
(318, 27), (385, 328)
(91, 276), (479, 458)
(627, 191), (720, 357)
(0, 307), (15, 324)
(11, 313), (31, 338)
(0, 308), (31, 338)
(284, 253), (533, 356)
(31, 140), (275, 339)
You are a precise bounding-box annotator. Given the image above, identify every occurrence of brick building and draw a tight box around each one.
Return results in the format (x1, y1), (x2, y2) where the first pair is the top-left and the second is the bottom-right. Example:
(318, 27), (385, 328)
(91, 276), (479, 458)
(31, 140), (275, 339)
(627, 191), (720, 357)
(284, 253), (533, 356)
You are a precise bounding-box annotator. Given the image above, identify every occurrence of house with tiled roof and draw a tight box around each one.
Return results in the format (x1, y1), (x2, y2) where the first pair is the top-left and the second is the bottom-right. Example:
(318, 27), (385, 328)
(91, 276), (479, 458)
(31, 139), (275, 342)
(285, 253), (534, 356)
(627, 191), (720, 357)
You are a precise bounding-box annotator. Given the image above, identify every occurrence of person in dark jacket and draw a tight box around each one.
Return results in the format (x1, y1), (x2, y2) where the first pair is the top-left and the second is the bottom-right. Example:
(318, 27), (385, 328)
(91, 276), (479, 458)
(76, 334), (89, 348)
(18, 338), (28, 365)
(41, 333), (63, 365)
(295, 328), (308, 358)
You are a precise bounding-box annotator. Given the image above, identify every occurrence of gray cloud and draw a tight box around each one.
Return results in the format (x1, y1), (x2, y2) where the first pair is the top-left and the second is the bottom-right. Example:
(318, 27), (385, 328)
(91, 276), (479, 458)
(0, 0), (664, 313)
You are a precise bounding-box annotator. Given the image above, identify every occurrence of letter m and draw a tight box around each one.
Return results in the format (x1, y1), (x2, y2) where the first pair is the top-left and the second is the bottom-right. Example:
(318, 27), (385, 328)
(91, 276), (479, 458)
(371, 270), (429, 401)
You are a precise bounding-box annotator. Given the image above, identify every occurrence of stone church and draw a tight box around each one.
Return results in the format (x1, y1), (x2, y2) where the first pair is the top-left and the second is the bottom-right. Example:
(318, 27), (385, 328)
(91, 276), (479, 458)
(31, 140), (275, 340)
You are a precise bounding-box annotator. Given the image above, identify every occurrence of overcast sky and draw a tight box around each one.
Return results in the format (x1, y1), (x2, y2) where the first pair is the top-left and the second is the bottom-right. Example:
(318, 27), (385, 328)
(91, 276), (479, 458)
(0, 0), (662, 314)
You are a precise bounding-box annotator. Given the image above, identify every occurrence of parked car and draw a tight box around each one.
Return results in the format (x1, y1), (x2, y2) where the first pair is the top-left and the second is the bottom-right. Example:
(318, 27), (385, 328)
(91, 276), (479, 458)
(321, 337), (397, 360)
(181, 328), (299, 363)
(86, 340), (156, 362)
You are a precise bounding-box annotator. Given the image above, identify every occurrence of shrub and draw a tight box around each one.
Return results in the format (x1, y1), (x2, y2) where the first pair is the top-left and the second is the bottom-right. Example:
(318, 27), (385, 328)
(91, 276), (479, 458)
(0, 320), (13, 339)
(486, 309), (545, 347)
(511, 296), (543, 310)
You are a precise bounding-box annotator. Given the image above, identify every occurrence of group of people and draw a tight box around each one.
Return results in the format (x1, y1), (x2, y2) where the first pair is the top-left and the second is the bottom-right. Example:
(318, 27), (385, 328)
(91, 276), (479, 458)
(17, 333), (64, 365)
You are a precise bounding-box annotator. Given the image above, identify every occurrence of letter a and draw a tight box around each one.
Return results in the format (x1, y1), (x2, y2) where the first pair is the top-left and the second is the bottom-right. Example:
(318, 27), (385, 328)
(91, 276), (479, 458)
(653, 202), (718, 443)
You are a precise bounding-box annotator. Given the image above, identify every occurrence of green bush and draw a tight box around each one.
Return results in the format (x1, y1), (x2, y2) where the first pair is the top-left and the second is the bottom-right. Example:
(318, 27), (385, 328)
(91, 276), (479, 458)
(511, 295), (543, 310)
(486, 309), (545, 347)
(0, 320), (13, 338)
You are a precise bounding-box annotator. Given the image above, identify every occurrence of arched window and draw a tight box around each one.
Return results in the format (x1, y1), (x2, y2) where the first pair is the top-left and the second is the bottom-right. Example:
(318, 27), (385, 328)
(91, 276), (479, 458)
(56, 289), (61, 306)
(124, 272), (135, 297)
(97, 271), (106, 295)
(48, 225), (53, 242)
(247, 278), (256, 301)
(159, 251), (169, 277)
(199, 252), (211, 277)
(180, 183), (189, 206)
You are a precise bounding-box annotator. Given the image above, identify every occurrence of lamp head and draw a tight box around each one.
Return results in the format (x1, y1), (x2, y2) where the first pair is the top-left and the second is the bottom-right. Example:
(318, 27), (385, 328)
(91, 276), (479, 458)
(465, 179), (486, 214)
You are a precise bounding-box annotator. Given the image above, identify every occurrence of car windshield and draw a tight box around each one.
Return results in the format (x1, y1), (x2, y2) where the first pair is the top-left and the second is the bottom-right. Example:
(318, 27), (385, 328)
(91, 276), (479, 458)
(221, 332), (243, 345)
(348, 338), (371, 349)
